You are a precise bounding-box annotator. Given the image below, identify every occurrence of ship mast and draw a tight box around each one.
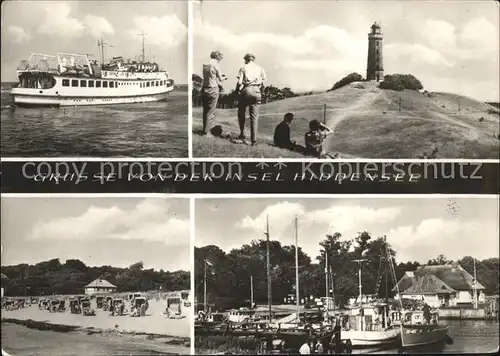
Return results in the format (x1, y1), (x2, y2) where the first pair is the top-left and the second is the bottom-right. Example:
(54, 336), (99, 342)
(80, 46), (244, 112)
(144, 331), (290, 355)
(265, 215), (272, 323)
(294, 216), (300, 324)
(473, 258), (478, 309)
(139, 30), (147, 62)
(353, 258), (367, 331)
(98, 38), (113, 68)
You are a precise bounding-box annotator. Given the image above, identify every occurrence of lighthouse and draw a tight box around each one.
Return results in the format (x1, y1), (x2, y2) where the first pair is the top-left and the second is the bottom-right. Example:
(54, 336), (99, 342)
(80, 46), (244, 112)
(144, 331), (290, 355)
(366, 22), (384, 81)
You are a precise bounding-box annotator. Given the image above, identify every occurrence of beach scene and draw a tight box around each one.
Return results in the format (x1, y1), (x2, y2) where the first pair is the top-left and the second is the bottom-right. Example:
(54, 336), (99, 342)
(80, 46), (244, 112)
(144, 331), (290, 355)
(194, 197), (499, 354)
(1, 197), (192, 355)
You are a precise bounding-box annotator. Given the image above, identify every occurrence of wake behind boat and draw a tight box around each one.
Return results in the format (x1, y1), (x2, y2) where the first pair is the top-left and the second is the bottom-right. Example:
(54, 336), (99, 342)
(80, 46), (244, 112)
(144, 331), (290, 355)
(10, 35), (174, 107)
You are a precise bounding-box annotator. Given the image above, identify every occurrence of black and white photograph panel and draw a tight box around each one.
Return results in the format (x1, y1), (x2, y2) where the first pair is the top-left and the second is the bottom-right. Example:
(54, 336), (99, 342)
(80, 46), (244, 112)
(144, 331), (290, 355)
(1, 1), (188, 157)
(1, 197), (192, 356)
(194, 197), (499, 354)
(192, 0), (499, 159)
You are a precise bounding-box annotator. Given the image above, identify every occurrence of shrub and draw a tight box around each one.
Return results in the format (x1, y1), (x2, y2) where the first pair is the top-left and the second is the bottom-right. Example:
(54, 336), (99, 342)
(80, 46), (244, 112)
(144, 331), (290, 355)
(328, 72), (363, 91)
(379, 74), (424, 91)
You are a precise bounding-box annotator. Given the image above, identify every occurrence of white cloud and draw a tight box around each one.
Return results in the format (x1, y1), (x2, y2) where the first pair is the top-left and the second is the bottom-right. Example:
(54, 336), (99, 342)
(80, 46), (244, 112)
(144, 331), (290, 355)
(458, 17), (498, 59)
(387, 218), (499, 263)
(37, 3), (85, 38)
(386, 43), (456, 68)
(29, 199), (188, 246)
(236, 203), (401, 241)
(304, 206), (402, 235)
(83, 15), (114, 38)
(195, 19), (365, 58)
(416, 17), (498, 62)
(7, 25), (31, 43)
(236, 202), (305, 236)
(128, 15), (187, 49)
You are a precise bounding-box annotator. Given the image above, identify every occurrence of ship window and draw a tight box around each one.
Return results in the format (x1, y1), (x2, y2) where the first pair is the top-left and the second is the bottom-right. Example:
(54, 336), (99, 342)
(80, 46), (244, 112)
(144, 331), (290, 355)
(96, 81), (101, 88)
(156, 81), (159, 86)
(147, 82), (150, 87)
(115, 81), (117, 88)
(89, 80), (94, 88)
(103, 81), (108, 88)
(62, 79), (70, 87)
(71, 80), (78, 87)
(110, 82), (114, 88)
(80, 80), (87, 87)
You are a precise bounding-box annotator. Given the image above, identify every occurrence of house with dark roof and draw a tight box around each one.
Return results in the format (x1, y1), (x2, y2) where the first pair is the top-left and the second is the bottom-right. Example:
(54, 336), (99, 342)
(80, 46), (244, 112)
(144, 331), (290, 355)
(84, 278), (117, 295)
(392, 263), (485, 308)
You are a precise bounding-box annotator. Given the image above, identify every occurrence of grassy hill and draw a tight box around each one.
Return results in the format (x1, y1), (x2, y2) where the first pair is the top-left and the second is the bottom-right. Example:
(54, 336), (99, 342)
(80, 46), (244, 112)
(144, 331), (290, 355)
(192, 81), (499, 158)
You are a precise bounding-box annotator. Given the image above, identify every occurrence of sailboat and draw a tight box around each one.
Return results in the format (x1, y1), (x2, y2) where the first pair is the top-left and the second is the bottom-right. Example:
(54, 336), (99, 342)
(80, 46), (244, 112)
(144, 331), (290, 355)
(386, 238), (450, 349)
(340, 255), (399, 348)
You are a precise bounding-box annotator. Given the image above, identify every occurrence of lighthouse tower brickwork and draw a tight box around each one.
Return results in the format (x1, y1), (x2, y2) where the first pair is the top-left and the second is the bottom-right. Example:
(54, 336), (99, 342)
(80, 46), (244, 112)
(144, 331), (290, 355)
(366, 22), (384, 81)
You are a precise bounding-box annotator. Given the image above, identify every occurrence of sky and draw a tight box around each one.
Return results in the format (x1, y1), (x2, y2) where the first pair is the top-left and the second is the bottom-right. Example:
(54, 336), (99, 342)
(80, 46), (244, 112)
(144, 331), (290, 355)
(194, 0), (499, 101)
(1, 1), (187, 83)
(195, 197), (499, 264)
(1, 197), (190, 272)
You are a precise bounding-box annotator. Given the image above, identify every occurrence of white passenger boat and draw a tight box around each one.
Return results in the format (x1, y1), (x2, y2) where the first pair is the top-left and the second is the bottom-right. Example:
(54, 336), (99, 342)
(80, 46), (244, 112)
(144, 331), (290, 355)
(11, 38), (174, 107)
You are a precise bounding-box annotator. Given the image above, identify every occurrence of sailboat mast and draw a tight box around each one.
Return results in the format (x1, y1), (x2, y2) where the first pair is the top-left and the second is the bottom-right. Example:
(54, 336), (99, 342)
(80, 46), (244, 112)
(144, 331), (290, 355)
(295, 216), (300, 323)
(266, 215), (272, 322)
(203, 259), (207, 312)
(473, 258), (477, 309)
(325, 251), (329, 302)
(250, 275), (254, 309)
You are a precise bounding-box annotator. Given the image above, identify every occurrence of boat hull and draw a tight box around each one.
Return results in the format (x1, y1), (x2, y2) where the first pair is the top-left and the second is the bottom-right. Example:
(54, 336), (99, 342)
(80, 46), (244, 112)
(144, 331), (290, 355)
(11, 90), (172, 107)
(400, 324), (449, 348)
(342, 329), (399, 347)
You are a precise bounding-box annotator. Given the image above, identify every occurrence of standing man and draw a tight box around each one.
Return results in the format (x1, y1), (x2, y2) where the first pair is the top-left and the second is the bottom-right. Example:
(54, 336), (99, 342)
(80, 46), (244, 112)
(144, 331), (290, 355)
(235, 53), (266, 145)
(202, 50), (226, 136)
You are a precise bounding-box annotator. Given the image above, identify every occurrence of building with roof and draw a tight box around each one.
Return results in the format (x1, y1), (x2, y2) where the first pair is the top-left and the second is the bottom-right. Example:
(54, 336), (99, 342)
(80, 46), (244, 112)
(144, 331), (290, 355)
(84, 278), (117, 295)
(393, 263), (485, 308)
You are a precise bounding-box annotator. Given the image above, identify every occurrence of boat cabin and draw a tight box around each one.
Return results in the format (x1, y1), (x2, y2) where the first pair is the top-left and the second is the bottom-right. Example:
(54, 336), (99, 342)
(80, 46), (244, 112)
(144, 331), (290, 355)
(347, 303), (390, 331)
(228, 308), (256, 323)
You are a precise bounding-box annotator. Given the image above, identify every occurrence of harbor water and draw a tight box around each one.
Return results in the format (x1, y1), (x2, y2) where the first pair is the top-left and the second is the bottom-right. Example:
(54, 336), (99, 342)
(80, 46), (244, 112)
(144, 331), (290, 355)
(0, 84), (188, 157)
(357, 319), (498, 354)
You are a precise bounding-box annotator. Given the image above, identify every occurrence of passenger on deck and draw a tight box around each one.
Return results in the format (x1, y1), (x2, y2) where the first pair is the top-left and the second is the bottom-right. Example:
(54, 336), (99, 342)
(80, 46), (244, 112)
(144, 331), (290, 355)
(273, 113), (298, 150)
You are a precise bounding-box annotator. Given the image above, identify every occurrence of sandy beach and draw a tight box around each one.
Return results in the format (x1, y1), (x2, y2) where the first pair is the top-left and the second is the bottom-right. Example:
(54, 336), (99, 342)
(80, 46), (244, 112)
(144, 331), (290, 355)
(2, 322), (190, 356)
(1, 300), (191, 337)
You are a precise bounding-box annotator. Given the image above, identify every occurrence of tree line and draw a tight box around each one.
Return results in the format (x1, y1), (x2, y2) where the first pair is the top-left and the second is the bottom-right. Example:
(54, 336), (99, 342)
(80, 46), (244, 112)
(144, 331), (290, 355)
(195, 232), (499, 310)
(1, 259), (190, 297)
(328, 72), (424, 92)
(192, 74), (298, 109)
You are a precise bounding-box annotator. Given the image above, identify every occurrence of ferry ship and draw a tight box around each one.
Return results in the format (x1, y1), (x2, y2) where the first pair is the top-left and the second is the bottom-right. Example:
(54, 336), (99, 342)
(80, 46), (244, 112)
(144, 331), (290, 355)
(10, 39), (175, 107)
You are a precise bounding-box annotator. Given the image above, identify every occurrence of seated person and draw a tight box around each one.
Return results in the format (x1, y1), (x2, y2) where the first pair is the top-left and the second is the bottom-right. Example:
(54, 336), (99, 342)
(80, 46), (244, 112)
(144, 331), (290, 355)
(274, 112), (297, 149)
(304, 120), (333, 157)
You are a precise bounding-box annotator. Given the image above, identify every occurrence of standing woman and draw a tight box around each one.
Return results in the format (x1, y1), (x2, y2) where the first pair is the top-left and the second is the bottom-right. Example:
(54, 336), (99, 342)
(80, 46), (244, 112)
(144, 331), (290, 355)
(201, 50), (226, 136)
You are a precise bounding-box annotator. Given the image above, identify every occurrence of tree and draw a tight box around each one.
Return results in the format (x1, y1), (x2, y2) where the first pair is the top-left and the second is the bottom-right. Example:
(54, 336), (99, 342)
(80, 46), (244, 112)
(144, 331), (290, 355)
(1, 259), (189, 297)
(379, 74), (424, 91)
(427, 254), (451, 266)
(328, 73), (363, 91)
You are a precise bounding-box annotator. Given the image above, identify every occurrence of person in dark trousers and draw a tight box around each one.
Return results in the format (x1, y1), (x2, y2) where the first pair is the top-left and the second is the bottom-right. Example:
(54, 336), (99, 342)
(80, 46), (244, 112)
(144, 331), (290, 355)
(201, 50), (226, 136)
(235, 53), (266, 145)
(304, 120), (334, 158)
(273, 112), (297, 149)
(330, 319), (342, 354)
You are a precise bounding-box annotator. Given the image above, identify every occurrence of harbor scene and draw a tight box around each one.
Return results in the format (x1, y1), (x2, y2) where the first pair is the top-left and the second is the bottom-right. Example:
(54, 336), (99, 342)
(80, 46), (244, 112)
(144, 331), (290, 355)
(1, 197), (192, 355)
(194, 198), (499, 354)
(1, 1), (188, 157)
